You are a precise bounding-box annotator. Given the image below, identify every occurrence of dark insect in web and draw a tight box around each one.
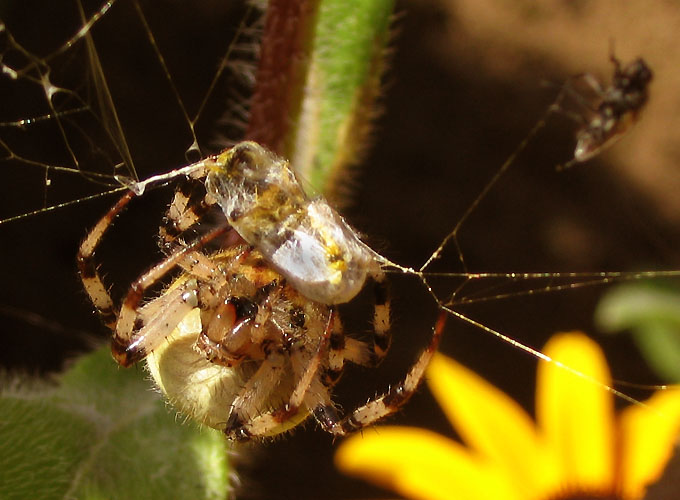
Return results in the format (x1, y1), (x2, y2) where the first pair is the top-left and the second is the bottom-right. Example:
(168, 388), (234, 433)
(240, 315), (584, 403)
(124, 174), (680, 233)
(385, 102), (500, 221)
(557, 53), (652, 170)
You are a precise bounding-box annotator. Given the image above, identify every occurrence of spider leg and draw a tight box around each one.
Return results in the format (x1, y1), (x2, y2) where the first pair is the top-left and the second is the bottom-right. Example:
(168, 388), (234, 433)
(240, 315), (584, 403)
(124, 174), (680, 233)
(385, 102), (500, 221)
(313, 310), (447, 436)
(118, 278), (200, 365)
(77, 191), (136, 329)
(225, 310), (336, 441)
(223, 353), (288, 433)
(157, 178), (246, 283)
(368, 269), (391, 364)
(78, 183), (230, 362)
(112, 224), (229, 366)
(324, 330), (381, 393)
(159, 179), (216, 250)
(325, 315), (349, 385)
(326, 268), (392, 383)
(77, 174), (217, 330)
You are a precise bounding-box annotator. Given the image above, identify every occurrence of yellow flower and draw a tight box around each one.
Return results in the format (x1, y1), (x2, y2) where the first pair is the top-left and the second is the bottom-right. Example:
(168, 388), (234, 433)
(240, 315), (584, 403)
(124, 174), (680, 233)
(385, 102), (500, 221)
(335, 332), (680, 500)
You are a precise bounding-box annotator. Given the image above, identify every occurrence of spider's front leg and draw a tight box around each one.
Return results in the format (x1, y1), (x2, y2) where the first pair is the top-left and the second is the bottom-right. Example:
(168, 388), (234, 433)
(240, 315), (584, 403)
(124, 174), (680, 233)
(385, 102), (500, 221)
(77, 191), (137, 330)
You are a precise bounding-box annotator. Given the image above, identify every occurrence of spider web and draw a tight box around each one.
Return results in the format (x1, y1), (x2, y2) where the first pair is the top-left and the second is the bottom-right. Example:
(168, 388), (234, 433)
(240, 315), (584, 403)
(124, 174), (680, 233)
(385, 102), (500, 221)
(0, 0), (677, 416)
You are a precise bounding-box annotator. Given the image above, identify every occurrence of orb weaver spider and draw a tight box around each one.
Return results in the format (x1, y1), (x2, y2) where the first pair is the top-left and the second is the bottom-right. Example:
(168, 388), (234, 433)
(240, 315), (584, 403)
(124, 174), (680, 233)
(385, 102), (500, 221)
(77, 141), (446, 440)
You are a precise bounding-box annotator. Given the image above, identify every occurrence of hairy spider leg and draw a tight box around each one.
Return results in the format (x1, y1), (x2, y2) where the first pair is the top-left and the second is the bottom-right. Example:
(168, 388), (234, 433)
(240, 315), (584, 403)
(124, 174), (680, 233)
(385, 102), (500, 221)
(319, 271), (392, 392)
(221, 280), (397, 441)
(223, 350), (291, 434)
(314, 310), (447, 436)
(77, 188), (230, 366)
(158, 178), (218, 250)
(225, 310), (338, 440)
(78, 190), (137, 330)
(369, 270), (391, 362)
(227, 309), (446, 439)
(114, 224), (230, 366)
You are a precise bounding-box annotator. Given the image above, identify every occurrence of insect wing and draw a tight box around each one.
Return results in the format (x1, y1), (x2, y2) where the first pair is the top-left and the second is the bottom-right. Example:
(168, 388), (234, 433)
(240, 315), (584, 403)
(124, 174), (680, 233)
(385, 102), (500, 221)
(268, 200), (375, 304)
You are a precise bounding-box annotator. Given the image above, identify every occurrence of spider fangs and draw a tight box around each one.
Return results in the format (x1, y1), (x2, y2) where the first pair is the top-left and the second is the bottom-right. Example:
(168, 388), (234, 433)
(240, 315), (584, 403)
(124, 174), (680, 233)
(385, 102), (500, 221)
(78, 141), (446, 441)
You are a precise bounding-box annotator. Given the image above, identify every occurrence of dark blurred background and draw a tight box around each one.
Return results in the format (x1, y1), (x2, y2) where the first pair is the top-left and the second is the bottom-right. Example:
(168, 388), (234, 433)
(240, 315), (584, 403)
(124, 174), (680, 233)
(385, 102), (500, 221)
(1, 0), (680, 498)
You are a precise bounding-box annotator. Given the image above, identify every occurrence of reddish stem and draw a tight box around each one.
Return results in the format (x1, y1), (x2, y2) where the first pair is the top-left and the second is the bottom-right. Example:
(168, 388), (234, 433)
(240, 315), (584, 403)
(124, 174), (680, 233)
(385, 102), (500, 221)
(245, 0), (319, 155)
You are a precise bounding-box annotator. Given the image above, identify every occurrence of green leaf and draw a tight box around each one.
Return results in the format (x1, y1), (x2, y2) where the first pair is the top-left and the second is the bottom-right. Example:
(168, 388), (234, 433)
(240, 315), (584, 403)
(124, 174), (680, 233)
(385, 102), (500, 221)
(294, 0), (394, 197)
(631, 320), (680, 382)
(0, 346), (230, 500)
(595, 284), (680, 381)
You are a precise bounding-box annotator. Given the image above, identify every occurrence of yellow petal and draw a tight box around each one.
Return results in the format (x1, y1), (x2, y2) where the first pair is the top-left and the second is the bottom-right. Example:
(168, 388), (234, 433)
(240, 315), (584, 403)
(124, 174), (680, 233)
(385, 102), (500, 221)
(426, 353), (557, 497)
(335, 427), (519, 500)
(619, 386), (680, 499)
(536, 332), (615, 492)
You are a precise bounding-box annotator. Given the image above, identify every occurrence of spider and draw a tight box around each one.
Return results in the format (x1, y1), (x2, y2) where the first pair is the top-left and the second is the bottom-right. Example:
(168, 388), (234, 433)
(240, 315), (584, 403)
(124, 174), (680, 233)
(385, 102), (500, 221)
(558, 53), (652, 170)
(77, 141), (446, 441)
